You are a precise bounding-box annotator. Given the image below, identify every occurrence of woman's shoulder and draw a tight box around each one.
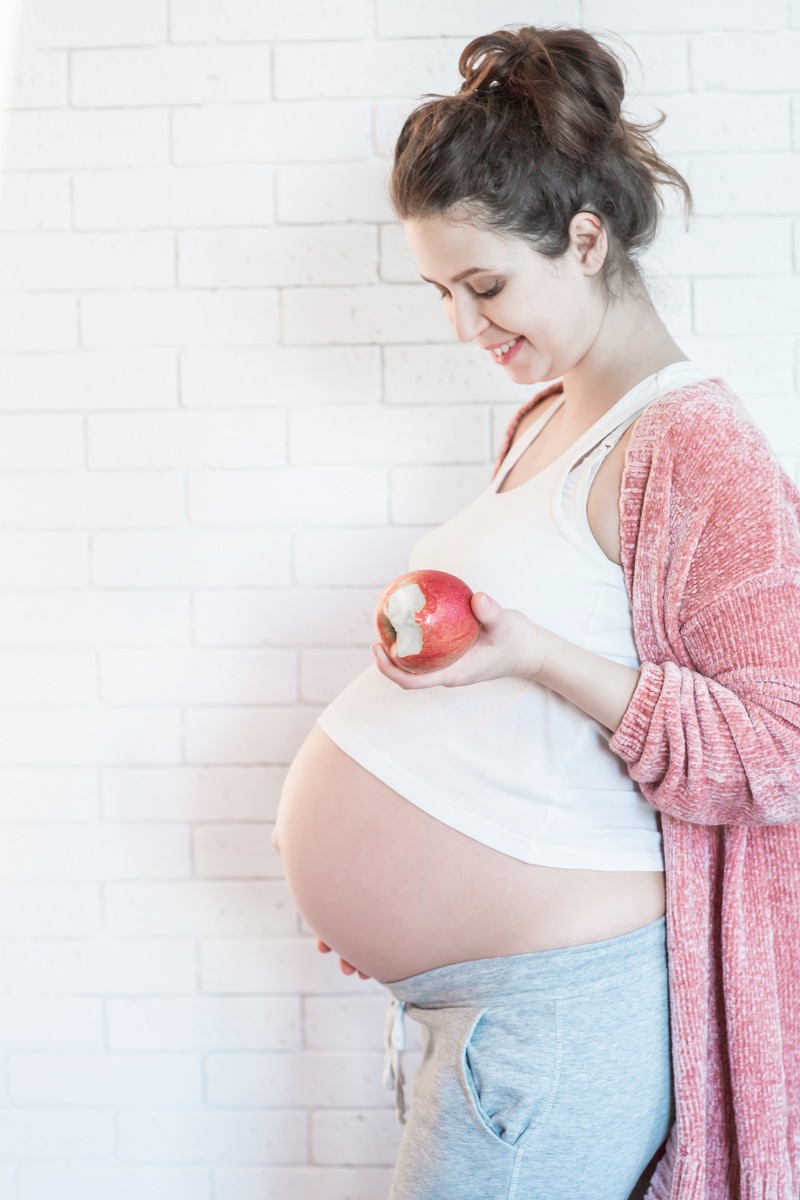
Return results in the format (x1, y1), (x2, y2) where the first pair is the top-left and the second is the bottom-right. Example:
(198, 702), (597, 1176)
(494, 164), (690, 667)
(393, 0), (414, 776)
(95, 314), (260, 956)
(629, 376), (781, 487)
(493, 379), (564, 477)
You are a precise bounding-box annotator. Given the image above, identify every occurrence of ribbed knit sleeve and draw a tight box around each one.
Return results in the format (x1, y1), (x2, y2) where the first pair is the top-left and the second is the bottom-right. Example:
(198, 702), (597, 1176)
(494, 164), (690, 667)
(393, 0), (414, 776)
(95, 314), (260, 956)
(609, 381), (800, 827)
(610, 572), (800, 824)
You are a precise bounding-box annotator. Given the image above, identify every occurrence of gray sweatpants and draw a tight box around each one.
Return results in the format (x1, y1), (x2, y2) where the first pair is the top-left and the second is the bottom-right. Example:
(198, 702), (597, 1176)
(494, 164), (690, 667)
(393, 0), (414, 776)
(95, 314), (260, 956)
(383, 916), (672, 1200)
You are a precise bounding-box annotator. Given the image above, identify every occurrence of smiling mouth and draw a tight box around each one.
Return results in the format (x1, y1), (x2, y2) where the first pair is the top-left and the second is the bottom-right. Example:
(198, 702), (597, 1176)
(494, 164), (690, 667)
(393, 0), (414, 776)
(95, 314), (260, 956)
(490, 336), (523, 361)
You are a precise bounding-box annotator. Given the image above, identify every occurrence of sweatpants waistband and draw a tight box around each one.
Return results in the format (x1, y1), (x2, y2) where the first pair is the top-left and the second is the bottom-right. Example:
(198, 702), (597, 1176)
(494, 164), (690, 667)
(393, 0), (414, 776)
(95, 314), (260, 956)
(386, 915), (666, 1005)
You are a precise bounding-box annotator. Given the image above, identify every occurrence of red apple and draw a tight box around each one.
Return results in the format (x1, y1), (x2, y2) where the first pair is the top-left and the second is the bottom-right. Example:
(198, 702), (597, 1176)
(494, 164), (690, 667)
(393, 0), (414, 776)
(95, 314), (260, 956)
(375, 569), (481, 674)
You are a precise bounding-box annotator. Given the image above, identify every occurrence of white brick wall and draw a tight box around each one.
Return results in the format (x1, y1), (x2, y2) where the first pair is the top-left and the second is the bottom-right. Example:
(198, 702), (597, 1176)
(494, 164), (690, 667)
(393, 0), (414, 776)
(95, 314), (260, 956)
(1, 1), (798, 1196)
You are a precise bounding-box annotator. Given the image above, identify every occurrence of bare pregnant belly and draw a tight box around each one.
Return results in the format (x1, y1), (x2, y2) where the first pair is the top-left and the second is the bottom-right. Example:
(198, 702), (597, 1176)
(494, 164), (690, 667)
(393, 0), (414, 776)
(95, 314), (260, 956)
(273, 725), (666, 984)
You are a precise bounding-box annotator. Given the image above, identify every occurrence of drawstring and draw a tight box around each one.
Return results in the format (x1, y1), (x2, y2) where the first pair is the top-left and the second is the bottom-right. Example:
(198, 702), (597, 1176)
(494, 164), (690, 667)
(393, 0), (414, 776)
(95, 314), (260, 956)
(382, 998), (408, 1124)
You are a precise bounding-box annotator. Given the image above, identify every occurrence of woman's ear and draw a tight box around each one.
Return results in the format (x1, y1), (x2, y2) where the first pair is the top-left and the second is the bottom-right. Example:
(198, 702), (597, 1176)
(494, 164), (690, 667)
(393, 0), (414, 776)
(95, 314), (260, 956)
(569, 211), (608, 275)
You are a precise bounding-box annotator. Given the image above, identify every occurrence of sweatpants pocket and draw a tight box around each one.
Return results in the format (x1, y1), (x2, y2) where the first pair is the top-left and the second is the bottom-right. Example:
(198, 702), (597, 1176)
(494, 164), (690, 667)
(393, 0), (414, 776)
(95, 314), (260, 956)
(460, 1000), (562, 1147)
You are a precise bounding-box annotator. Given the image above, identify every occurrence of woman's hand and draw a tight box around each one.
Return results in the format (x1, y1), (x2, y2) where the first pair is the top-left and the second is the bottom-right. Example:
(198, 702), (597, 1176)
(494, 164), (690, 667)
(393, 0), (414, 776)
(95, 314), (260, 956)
(316, 937), (371, 980)
(372, 591), (547, 690)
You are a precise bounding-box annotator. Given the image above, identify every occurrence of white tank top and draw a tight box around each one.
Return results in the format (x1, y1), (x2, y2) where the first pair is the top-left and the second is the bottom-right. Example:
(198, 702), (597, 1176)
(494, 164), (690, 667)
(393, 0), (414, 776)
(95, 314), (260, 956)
(317, 362), (711, 870)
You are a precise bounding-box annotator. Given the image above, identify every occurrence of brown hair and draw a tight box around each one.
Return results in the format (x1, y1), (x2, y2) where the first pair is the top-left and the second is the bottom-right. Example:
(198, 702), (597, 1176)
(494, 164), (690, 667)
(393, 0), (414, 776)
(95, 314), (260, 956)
(390, 26), (692, 296)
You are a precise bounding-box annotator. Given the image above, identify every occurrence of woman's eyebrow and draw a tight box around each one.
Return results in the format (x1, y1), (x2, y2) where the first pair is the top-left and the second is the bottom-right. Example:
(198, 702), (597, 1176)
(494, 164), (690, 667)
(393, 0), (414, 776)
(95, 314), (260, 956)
(419, 266), (496, 285)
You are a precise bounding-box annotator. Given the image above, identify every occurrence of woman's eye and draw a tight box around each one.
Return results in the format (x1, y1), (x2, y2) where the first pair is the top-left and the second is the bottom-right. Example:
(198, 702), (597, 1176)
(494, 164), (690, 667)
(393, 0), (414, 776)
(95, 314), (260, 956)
(476, 283), (502, 298)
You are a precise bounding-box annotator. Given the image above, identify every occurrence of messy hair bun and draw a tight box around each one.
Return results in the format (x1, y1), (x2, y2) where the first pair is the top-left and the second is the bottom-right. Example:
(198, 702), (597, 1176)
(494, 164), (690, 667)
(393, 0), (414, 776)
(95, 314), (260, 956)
(390, 26), (692, 293)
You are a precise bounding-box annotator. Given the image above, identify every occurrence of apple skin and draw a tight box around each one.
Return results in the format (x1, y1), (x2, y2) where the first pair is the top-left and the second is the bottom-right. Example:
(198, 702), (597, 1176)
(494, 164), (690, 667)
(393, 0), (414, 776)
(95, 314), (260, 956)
(375, 569), (481, 674)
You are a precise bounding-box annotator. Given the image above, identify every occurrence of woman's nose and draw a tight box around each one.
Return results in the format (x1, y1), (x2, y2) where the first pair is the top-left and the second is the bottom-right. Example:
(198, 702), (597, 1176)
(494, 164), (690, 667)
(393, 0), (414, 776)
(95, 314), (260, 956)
(449, 294), (489, 344)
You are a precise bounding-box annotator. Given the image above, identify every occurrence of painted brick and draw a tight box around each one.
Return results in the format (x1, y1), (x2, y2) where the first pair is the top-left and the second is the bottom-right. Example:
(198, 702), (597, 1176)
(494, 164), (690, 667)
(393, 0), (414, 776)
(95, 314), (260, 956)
(274, 39), (459, 100)
(0, 414), (83, 469)
(100, 647), (297, 705)
(72, 46), (273, 107)
(181, 346), (381, 408)
(602, 34), (691, 96)
(290, 403), (488, 465)
(0, 997), (103, 1050)
(104, 881), (296, 938)
(193, 589), (377, 648)
(173, 103), (372, 166)
(93, 529), (291, 589)
(194, 824), (284, 880)
(178, 226), (377, 288)
(284, 284), (472, 345)
(0, 650), (96, 706)
(169, 0), (372, 42)
(383, 342), (533, 404)
(92, 530), (291, 588)
(0, 172), (70, 230)
(0, 473), (183, 529)
(690, 154), (800, 216)
(0, 768), (98, 820)
(0, 350), (177, 411)
(0, 1109), (111, 1161)
(109, 996), (301, 1051)
(0, 590), (190, 649)
(0, 825), (188, 883)
(215, 1167), (393, 1200)
(0, 883), (100, 936)
(18, 0), (167, 48)
(746, 397), (800, 454)
(187, 468), (388, 528)
(201, 937), (386, 996)
(10, 50), (67, 107)
(9, 1053), (200, 1104)
(300, 648), (373, 704)
(73, 166), (276, 230)
(390, 464), (489, 524)
(583, 0), (785, 30)
(311, 1110), (403, 1166)
(277, 164), (394, 224)
(373, 100), (415, 160)
(293, 527), (428, 587)
(184, 706), (318, 766)
(0, 294), (77, 351)
(117, 1108), (307, 1165)
(376, 0), (580, 34)
(676, 336), (796, 397)
(379, 223), (419, 283)
(4, 110), (170, 169)
(6, 938), (195, 995)
(631, 93), (790, 155)
(100, 767), (285, 822)
(641, 216), (790, 277)
(691, 33), (800, 91)
(22, 1165), (211, 1200)
(88, 410), (285, 468)
(694, 277), (800, 335)
(0, 533), (89, 588)
(207, 1050), (402, 1107)
(0, 232), (174, 290)
(304, 995), (399, 1051)
(81, 290), (279, 349)
(0, 708), (181, 766)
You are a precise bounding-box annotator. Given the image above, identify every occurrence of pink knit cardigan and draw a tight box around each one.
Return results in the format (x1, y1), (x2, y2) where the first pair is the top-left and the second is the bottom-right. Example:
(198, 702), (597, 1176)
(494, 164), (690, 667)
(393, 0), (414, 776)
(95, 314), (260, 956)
(496, 376), (800, 1199)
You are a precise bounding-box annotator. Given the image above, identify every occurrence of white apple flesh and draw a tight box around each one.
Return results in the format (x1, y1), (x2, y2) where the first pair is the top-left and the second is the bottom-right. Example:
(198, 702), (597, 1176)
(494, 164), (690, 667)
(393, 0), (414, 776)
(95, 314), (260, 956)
(375, 569), (481, 674)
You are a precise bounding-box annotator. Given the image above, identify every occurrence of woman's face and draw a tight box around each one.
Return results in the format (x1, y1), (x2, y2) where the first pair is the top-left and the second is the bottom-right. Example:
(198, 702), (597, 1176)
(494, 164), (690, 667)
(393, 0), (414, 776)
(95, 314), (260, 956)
(403, 213), (609, 386)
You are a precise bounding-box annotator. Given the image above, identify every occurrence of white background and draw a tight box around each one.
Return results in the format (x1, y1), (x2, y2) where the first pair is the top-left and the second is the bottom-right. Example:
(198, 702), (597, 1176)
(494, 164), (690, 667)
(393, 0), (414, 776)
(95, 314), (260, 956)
(0, 1), (799, 1197)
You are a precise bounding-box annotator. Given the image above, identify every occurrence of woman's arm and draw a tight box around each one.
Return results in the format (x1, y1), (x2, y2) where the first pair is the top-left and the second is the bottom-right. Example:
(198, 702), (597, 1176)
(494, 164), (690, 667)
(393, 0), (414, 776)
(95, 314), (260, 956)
(372, 591), (639, 735)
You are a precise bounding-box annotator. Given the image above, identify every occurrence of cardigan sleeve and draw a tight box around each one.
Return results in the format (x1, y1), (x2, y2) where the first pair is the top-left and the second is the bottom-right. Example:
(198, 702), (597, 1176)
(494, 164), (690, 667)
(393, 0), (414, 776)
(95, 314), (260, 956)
(610, 570), (800, 825)
(610, 389), (800, 826)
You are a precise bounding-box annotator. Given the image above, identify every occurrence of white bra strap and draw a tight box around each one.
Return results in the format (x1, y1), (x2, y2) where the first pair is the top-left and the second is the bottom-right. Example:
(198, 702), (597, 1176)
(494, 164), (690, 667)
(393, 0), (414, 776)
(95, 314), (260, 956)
(493, 395), (565, 489)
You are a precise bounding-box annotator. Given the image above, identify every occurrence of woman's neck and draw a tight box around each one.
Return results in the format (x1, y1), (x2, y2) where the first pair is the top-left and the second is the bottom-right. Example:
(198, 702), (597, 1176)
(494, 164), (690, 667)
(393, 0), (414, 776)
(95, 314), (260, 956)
(560, 292), (688, 427)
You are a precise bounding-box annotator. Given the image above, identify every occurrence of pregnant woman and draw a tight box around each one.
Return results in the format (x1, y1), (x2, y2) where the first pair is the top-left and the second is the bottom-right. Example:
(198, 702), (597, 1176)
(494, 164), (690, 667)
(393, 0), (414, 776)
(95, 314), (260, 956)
(274, 25), (800, 1200)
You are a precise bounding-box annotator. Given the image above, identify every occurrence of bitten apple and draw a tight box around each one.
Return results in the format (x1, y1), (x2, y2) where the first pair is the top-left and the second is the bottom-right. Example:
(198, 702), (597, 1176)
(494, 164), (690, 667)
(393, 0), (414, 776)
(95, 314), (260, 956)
(375, 570), (481, 673)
